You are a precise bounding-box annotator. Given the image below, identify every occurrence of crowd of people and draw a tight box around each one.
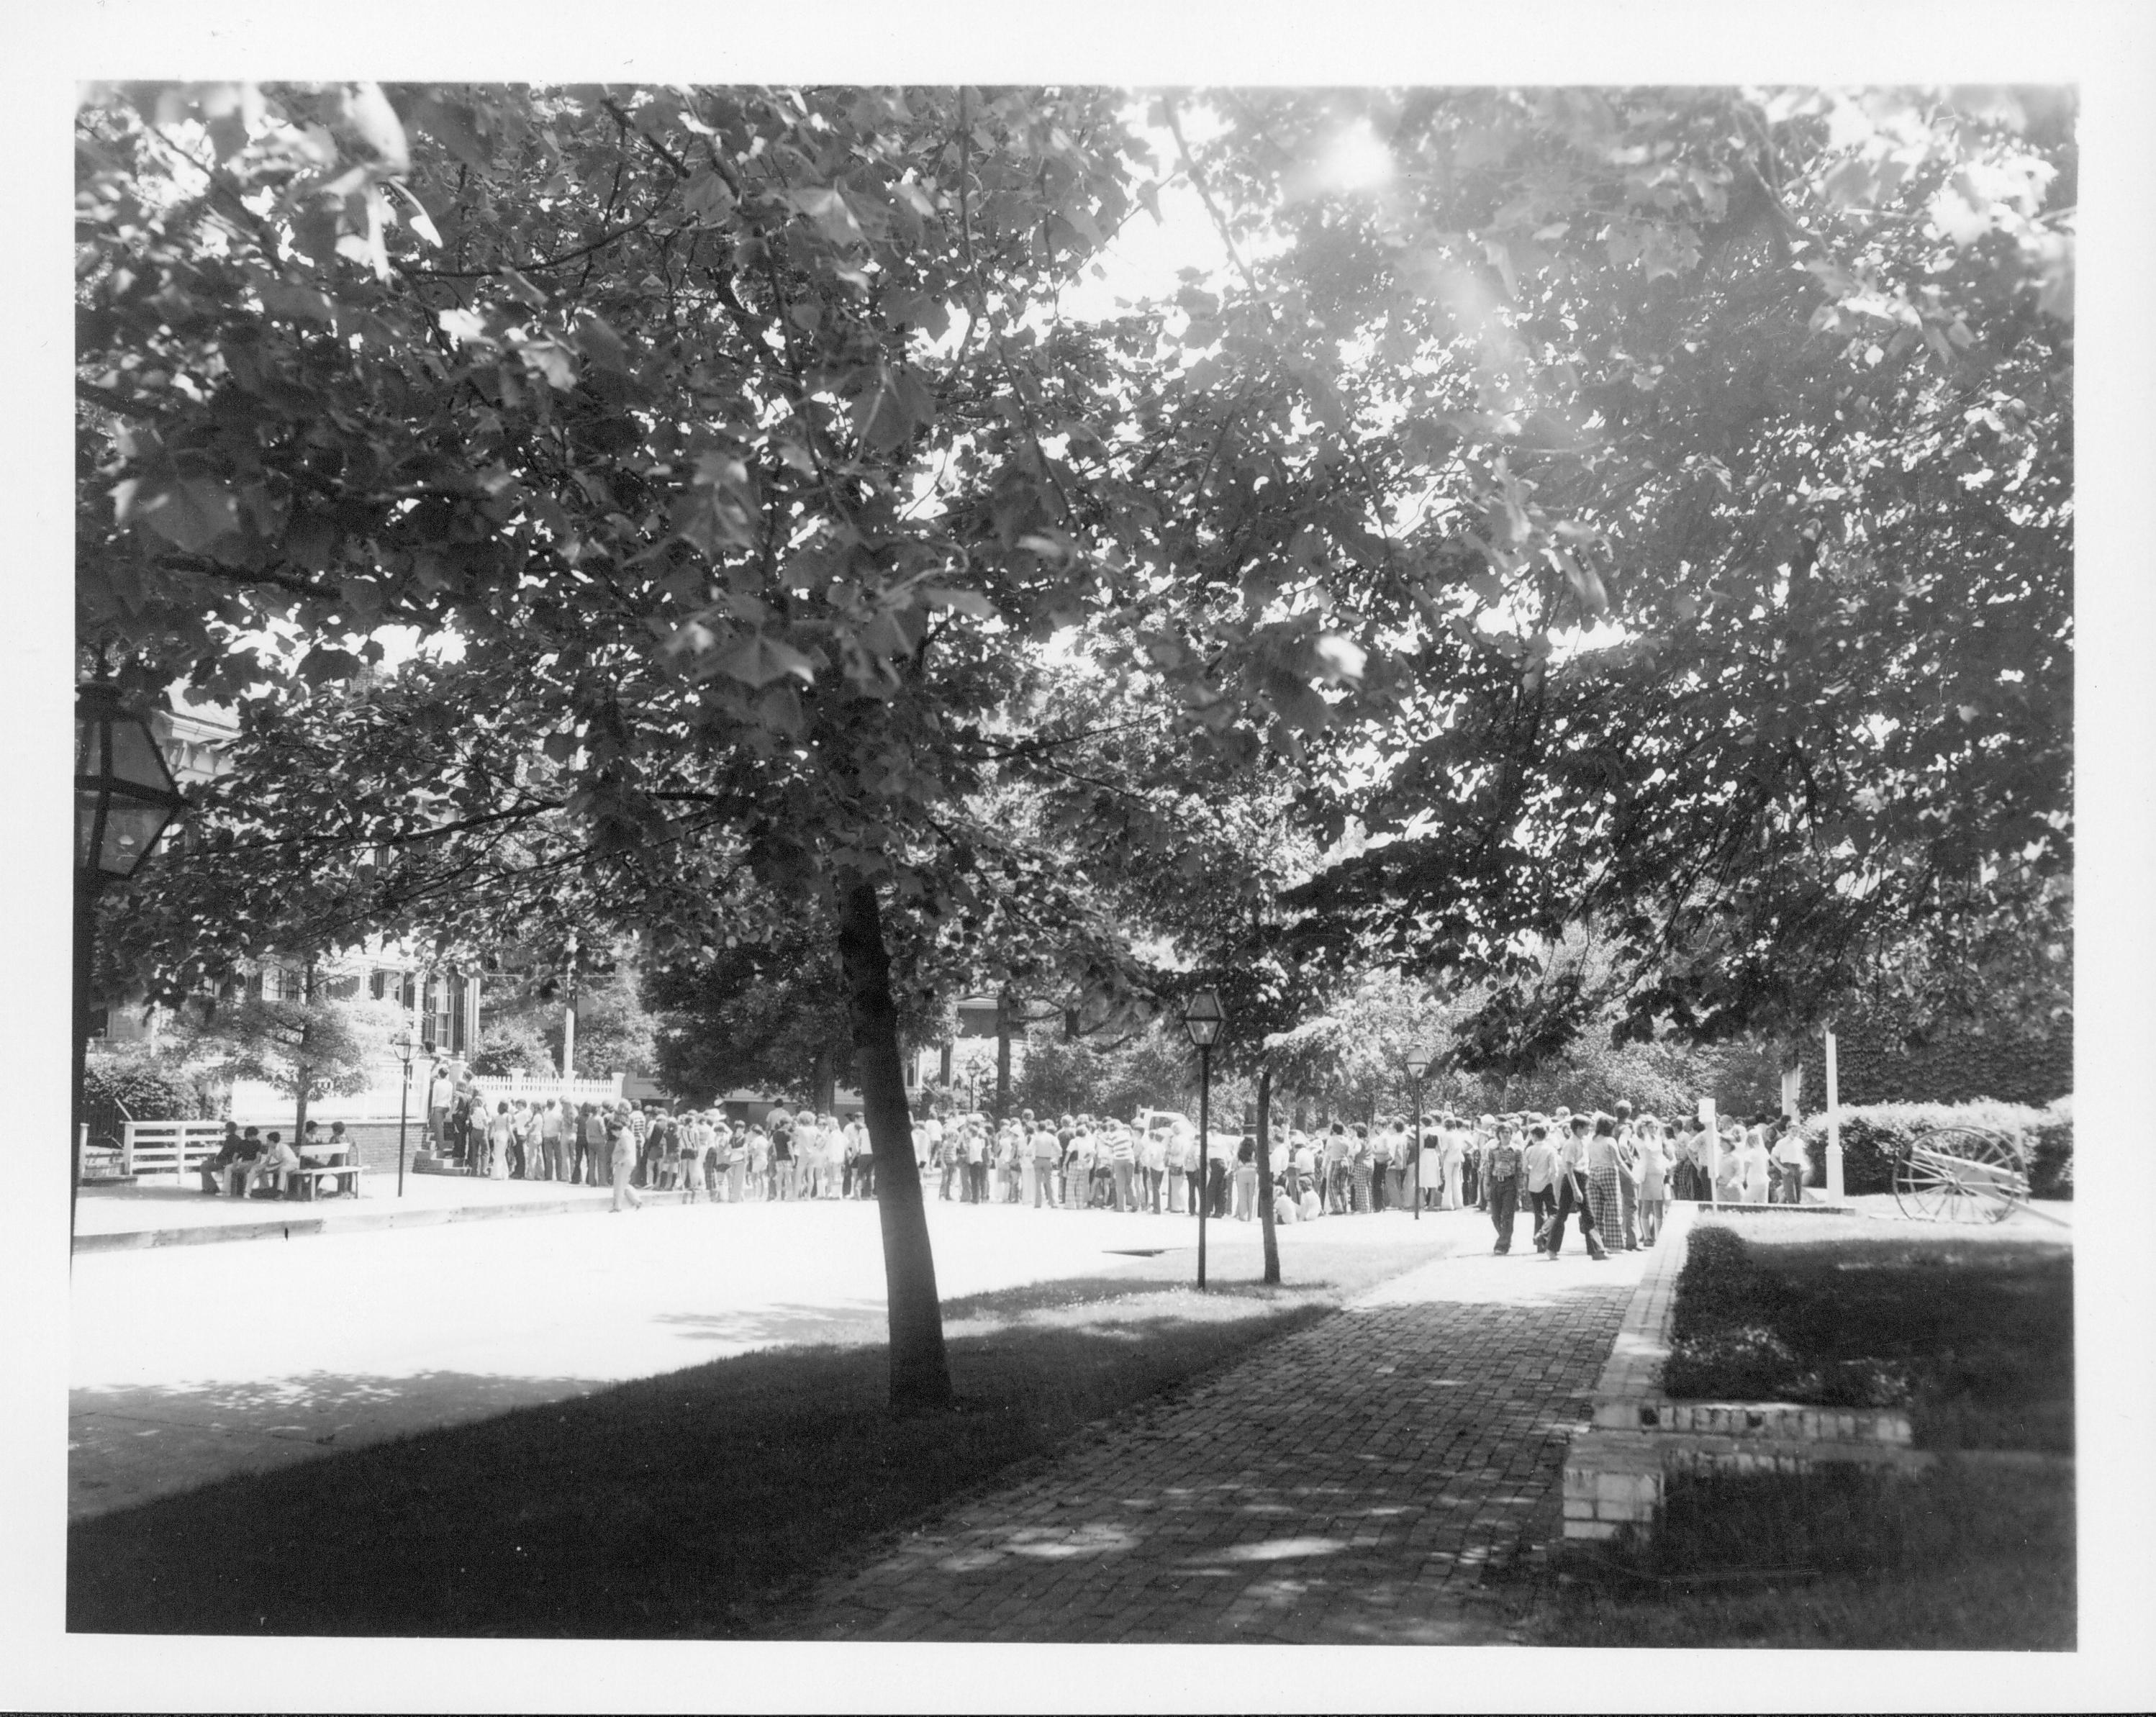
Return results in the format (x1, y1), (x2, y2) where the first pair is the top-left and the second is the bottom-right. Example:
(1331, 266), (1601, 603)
(426, 1078), (1813, 1238)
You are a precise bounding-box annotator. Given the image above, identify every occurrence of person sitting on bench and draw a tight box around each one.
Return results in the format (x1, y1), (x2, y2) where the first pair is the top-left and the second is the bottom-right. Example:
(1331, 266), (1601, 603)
(247, 1131), (299, 1197)
(199, 1123), (244, 1195)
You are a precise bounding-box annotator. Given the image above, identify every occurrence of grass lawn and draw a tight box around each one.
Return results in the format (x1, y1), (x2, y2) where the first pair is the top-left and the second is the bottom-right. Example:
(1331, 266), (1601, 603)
(1659, 1216), (2073, 1451)
(1512, 1212), (2076, 1650)
(1517, 1454), (2075, 1650)
(69, 1226), (1446, 1638)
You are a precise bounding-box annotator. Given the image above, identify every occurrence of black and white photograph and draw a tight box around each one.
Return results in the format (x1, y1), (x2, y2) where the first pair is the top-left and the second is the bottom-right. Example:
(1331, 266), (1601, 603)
(12, 2), (2156, 1711)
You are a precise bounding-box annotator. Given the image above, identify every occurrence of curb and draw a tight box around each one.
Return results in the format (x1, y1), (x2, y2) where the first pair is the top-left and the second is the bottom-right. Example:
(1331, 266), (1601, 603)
(72, 1187), (698, 1253)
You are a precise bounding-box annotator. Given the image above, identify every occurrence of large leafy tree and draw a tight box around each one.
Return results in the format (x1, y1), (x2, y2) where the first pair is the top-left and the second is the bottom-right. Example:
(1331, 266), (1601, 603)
(81, 81), (2073, 1411)
(77, 83), (1391, 1410)
(1171, 86), (2073, 1053)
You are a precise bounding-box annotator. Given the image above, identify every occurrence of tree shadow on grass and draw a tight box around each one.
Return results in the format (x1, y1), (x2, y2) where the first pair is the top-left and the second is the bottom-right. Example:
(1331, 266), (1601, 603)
(68, 1295), (1336, 1639)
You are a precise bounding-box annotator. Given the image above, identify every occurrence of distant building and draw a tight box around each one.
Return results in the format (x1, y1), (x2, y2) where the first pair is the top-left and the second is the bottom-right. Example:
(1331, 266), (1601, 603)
(95, 691), (483, 1061)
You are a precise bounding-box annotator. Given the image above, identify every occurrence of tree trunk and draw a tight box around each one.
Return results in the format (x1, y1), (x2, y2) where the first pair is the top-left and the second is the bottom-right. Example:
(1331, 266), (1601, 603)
(1256, 1062), (1280, 1285)
(995, 989), (1013, 1119)
(293, 958), (317, 1148)
(838, 879), (954, 1415)
(812, 1045), (837, 1117)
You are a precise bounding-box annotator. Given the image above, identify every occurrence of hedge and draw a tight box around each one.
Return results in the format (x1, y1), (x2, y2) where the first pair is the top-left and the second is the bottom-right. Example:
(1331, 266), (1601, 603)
(1794, 1097), (2072, 1200)
(82, 1048), (215, 1125)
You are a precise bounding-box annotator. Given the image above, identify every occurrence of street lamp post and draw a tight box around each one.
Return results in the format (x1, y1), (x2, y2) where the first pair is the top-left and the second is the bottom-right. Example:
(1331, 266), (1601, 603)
(73, 681), (186, 1251)
(1183, 988), (1226, 1291)
(1405, 1051), (1431, 1222)
(390, 1028), (421, 1197)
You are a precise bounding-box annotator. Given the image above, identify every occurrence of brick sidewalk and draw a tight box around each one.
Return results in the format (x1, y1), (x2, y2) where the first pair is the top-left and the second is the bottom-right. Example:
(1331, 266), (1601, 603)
(789, 1240), (1643, 1644)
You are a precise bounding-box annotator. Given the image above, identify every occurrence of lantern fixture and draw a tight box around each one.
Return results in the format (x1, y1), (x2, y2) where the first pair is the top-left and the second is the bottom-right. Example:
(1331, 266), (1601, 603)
(76, 682), (186, 882)
(1182, 987), (1226, 1050)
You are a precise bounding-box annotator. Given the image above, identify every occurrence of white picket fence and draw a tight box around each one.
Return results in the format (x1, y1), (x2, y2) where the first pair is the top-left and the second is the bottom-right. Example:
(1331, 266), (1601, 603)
(119, 1120), (229, 1180)
(472, 1072), (624, 1108)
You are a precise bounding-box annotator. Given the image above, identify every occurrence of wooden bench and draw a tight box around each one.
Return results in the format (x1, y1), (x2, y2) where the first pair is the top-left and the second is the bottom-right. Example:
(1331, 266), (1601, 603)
(281, 1163), (368, 1200)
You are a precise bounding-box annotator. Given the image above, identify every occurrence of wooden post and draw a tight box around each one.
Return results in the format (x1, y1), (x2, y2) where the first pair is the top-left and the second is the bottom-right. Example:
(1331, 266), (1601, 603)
(1824, 1028), (1844, 1201)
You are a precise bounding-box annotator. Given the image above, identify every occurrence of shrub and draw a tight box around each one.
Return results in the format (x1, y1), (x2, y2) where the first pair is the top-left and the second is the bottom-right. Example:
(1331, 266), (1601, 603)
(2028, 1096), (2073, 1201)
(1792, 1099), (2052, 1196)
(1661, 1326), (1805, 1400)
(82, 1045), (213, 1123)
(468, 1019), (554, 1077)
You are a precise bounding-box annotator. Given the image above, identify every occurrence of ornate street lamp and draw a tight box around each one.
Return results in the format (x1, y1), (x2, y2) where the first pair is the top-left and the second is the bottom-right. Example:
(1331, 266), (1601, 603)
(1405, 1051), (1432, 1221)
(1182, 987), (1226, 1290)
(73, 681), (186, 1251)
(390, 1027), (423, 1198)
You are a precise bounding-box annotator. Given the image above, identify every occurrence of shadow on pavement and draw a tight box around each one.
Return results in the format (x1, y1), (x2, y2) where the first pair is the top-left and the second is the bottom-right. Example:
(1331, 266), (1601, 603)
(68, 1292), (1336, 1638)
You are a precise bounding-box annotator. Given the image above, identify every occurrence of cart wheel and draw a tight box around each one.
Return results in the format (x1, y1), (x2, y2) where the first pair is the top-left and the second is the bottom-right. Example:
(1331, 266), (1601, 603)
(1895, 1127), (2029, 1224)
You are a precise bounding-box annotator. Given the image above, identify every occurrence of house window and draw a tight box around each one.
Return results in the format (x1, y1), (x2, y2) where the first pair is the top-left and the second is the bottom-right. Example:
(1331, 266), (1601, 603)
(448, 974), (468, 1053)
(370, 970), (386, 1000)
(420, 978), (439, 1050)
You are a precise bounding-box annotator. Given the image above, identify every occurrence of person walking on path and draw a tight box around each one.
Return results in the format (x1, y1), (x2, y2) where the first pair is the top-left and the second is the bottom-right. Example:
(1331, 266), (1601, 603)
(1544, 1117), (1608, 1260)
(1485, 1125), (1524, 1253)
(1586, 1115), (1626, 1248)
(1523, 1123), (1559, 1249)
(606, 1103), (643, 1211)
(1611, 1112), (1641, 1250)
(1324, 1124), (1351, 1214)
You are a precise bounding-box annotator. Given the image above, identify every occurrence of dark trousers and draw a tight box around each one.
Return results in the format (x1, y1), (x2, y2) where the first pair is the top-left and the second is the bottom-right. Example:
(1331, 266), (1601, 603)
(1488, 1182), (1519, 1251)
(1528, 1186), (1557, 1246)
(1546, 1174), (1602, 1256)
(966, 1161), (987, 1202)
(1187, 1167), (1205, 1213)
(1208, 1161), (1230, 1217)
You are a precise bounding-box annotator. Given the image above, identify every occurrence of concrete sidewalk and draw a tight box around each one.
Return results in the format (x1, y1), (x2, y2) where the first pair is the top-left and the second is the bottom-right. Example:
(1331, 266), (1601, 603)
(788, 1238), (1647, 1644)
(68, 1195), (1462, 1521)
(72, 1169), (660, 1251)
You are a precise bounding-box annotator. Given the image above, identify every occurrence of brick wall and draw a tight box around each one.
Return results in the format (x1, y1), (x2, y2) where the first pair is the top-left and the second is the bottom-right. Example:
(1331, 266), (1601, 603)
(300, 1118), (437, 1177)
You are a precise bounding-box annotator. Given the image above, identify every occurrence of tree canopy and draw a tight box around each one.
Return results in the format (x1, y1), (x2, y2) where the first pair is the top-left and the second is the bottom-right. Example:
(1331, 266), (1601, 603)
(78, 81), (2073, 1405)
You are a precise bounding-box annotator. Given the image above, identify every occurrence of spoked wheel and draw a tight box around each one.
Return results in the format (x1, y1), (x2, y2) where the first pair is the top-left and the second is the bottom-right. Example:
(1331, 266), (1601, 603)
(1894, 1127), (2029, 1223)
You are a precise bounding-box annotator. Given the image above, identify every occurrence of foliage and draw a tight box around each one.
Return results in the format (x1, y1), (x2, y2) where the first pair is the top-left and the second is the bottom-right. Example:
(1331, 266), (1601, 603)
(77, 82), (2074, 1409)
(1010, 1020), (1215, 1121)
(82, 1043), (217, 1122)
(175, 991), (405, 1101)
(1662, 1222), (2073, 1450)
(2029, 1097), (2073, 1202)
(466, 1018), (553, 1078)
(645, 913), (943, 1103)
(1659, 1325), (1806, 1403)
(555, 971), (661, 1080)
(1535, 1461), (2074, 1652)
(1177, 86), (2076, 1050)
(1799, 1002), (2071, 1110)
(1790, 1097), (2055, 1196)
